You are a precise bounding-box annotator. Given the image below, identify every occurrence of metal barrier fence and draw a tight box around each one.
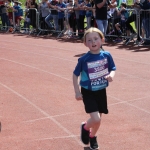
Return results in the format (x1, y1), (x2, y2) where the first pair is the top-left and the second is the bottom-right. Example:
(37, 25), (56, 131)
(139, 9), (150, 45)
(105, 9), (138, 44)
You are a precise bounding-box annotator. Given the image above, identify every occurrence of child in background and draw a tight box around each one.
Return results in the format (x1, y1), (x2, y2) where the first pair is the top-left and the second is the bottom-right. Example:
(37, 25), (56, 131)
(13, 0), (23, 28)
(73, 27), (116, 149)
(114, 2), (128, 42)
(23, 8), (30, 33)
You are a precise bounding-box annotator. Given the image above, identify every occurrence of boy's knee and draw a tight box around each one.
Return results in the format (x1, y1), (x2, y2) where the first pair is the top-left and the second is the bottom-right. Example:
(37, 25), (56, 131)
(92, 117), (101, 124)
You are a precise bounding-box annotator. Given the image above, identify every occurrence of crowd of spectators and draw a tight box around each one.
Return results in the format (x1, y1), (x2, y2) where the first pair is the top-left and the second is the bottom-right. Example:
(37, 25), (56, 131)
(0, 0), (150, 45)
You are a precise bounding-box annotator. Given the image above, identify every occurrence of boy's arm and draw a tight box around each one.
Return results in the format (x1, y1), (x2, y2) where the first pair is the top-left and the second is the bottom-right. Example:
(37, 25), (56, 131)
(105, 70), (115, 82)
(73, 73), (83, 100)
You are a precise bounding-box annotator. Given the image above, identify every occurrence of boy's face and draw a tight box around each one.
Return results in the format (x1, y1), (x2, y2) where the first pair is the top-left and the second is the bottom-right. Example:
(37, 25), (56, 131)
(84, 32), (104, 54)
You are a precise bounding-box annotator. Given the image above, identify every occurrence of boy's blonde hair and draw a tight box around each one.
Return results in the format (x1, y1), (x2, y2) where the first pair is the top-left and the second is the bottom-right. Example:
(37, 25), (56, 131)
(83, 27), (104, 43)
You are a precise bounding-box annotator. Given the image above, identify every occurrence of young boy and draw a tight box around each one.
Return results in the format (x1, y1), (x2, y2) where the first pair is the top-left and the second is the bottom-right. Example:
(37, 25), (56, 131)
(73, 27), (116, 149)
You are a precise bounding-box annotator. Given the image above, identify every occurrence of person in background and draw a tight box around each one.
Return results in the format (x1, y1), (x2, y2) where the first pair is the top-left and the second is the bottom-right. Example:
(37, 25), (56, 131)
(78, 0), (86, 38)
(45, 0), (59, 33)
(73, 0), (80, 37)
(27, 0), (38, 31)
(94, 0), (116, 37)
(90, 0), (95, 27)
(124, 0), (145, 45)
(65, 0), (76, 37)
(84, 0), (92, 29)
(23, 8), (30, 33)
(39, 0), (50, 30)
(106, 0), (117, 34)
(138, 0), (150, 45)
(114, 2), (128, 42)
(0, 0), (10, 30)
(56, 0), (66, 31)
(13, 0), (23, 28)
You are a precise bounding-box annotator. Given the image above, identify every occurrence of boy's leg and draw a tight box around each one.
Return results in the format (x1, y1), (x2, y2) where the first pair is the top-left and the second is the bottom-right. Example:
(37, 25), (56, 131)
(84, 112), (101, 137)
(84, 112), (101, 150)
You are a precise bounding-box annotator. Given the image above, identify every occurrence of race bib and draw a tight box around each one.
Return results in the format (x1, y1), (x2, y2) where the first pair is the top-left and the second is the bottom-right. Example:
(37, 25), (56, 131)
(87, 58), (109, 90)
(87, 58), (109, 80)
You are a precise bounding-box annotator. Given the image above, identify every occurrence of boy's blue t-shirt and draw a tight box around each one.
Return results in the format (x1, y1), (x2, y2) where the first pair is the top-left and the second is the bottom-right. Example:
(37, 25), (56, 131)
(73, 50), (116, 91)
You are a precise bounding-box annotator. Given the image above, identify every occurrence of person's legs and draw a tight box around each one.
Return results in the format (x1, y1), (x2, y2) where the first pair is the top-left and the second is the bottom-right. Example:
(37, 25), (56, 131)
(80, 88), (107, 149)
(76, 19), (80, 35)
(103, 19), (108, 36)
(72, 18), (76, 35)
(84, 112), (101, 137)
(125, 14), (138, 44)
(24, 21), (27, 28)
(52, 15), (59, 31)
(45, 14), (53, 28)
(60, 18), (64, 31)
(145, 18), (150, 38)
(3, 13), (10, 28)
(126, 14), (136, 34)
(86, 17), (91, 29)
(79, 15), (85, 31)
(96, 19), (108, 35)
(96, 20), (104, 33)
(83, 112), (101, 149)
(142, 18), (150, 45)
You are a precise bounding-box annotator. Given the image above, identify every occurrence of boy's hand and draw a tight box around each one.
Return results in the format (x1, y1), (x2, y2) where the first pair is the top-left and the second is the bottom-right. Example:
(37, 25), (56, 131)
(75, 92), (83, 100)
(104, 74), (113, 82)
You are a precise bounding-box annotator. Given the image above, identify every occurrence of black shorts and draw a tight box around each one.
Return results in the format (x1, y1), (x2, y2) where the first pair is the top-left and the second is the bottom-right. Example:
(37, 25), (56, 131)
(81, 87), (108, 114)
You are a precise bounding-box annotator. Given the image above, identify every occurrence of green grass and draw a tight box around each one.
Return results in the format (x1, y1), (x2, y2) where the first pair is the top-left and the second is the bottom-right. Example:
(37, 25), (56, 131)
(20, 0), (25, 7)
(20, 0), (40, 7)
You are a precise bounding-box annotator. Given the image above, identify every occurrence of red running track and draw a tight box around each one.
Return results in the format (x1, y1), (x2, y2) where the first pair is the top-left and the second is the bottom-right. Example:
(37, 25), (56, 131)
(0, 34), (150, 150)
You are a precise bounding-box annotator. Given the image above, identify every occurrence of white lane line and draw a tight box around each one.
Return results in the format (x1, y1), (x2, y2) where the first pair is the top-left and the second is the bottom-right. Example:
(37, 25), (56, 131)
(108, 95), (150, 114)
(1, 58), (71, 81)
(24, 112), (76, 123)
(1, 58), (150, 115)
(33, 135), (80, 141)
